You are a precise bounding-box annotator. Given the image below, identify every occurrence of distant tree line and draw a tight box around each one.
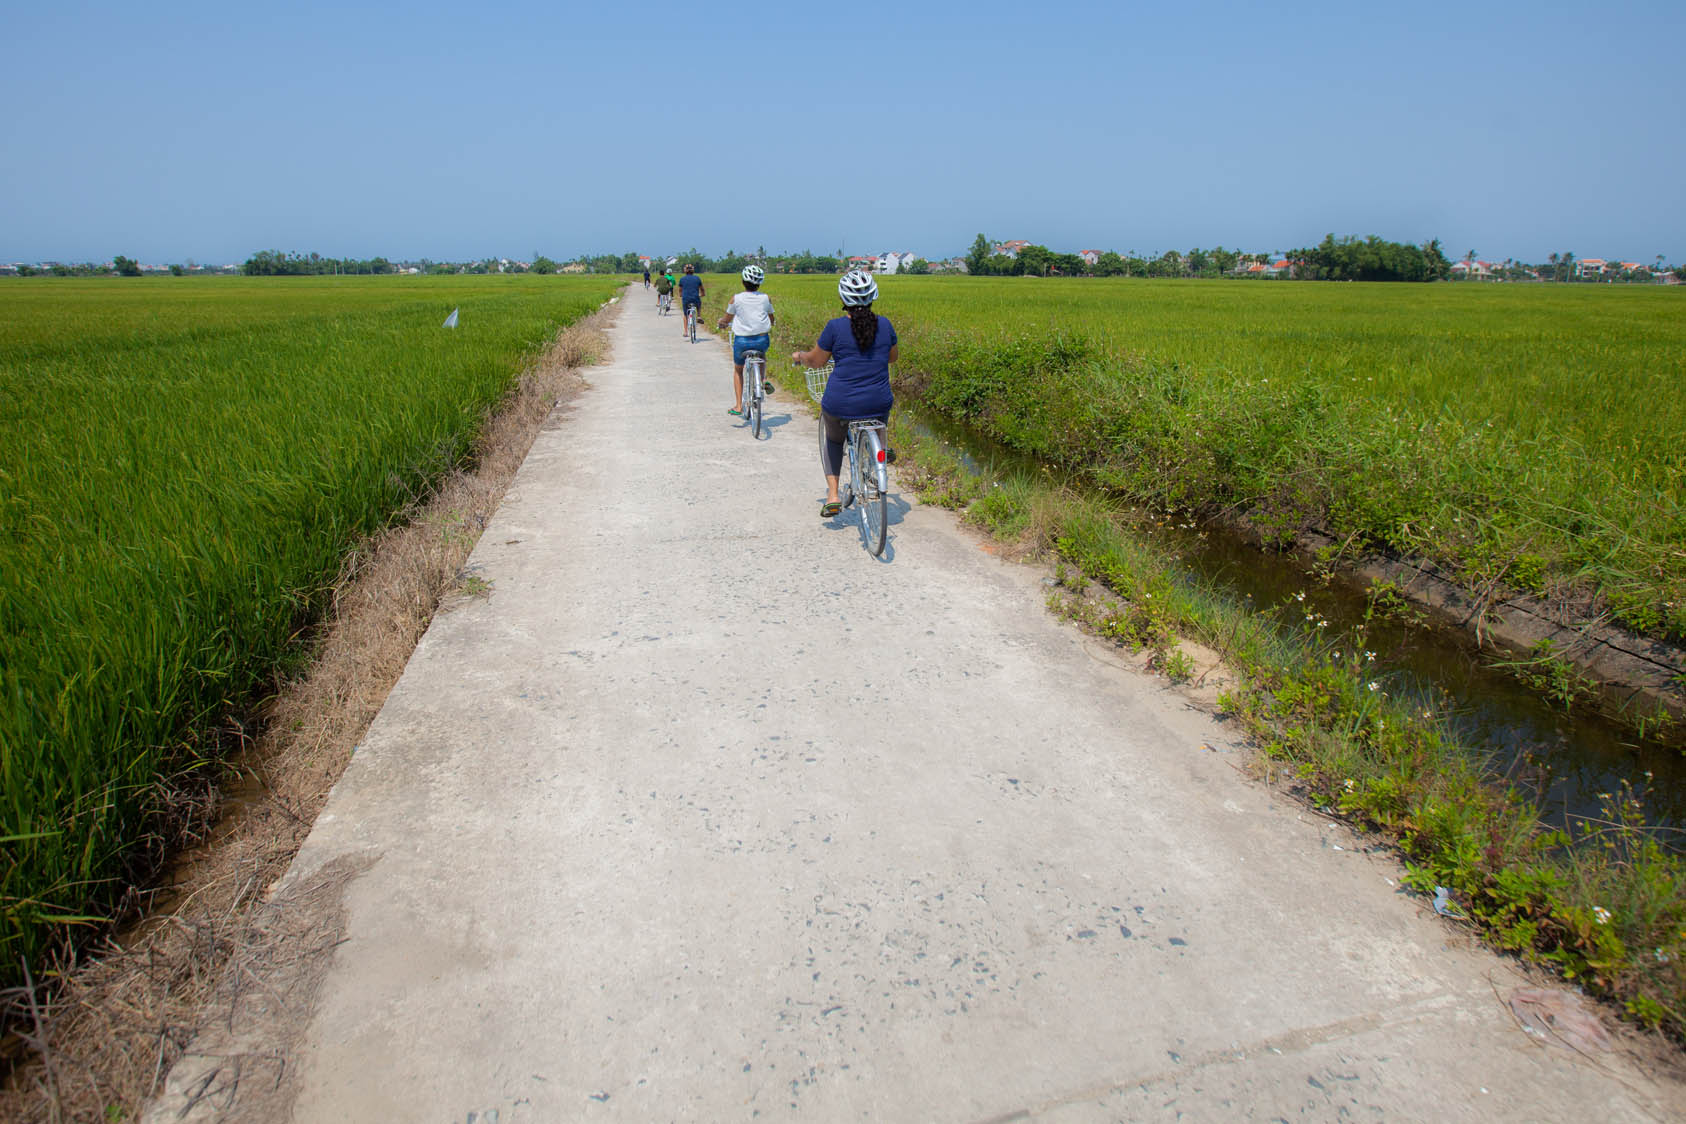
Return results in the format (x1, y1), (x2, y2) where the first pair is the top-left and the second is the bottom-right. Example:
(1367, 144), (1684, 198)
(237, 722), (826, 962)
(1285, 234), (1452, 282)
(577, 249), (847, 275)
(10, 258), (146, 277)
(242, 250), (393, 275)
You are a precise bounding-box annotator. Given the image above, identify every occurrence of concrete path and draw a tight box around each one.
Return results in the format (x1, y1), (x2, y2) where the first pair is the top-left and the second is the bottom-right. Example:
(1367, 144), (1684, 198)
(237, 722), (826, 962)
(150, 290), (1675, 1122)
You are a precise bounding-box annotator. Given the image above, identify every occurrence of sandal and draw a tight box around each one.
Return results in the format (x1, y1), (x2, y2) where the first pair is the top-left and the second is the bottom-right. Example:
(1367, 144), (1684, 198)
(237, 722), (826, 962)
(820, 500), (843, 519)
(726, 407), (742, 416)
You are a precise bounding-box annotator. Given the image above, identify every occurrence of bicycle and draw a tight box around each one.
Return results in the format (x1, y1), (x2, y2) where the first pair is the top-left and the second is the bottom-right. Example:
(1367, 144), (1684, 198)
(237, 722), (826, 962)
(804, 361), (890, 556)
(686, 304), (698, 343)
(738, 342), (771, 439)
(657, 291), (671, 315)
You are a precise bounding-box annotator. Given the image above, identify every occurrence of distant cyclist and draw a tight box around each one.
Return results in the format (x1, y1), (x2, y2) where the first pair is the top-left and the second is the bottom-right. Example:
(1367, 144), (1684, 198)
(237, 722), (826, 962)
(642, 264), (651, 288)
(678, 264), (704, 339)
(791, 270), (896, 519)
(718, 265), (774, 416)
(654, 268), (674, 312)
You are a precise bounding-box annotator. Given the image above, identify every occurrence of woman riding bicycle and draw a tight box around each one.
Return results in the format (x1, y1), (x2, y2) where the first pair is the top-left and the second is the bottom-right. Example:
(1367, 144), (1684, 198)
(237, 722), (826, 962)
(792, 270), (897, 519)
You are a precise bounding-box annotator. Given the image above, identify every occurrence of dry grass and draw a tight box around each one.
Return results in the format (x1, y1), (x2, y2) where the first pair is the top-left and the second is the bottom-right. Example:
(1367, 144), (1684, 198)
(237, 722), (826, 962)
(0, 304), (615, 1124)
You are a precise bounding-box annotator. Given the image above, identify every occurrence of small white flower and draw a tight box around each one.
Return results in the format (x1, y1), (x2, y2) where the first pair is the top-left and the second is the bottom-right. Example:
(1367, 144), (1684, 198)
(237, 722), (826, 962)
(1368, 682), (1380, 692)
(1593, 907), (1612, 925)
(1344, 779), (1356, 792)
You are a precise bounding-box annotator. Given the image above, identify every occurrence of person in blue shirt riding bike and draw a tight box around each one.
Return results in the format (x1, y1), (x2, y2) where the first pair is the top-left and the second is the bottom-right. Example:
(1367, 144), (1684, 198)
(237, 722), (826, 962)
(791, 269), (897, 519)
(677, 263), (705, 338)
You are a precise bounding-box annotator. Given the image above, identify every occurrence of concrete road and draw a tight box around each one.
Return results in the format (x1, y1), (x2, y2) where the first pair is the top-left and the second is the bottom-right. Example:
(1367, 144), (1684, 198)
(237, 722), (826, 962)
(149, 290), (1676, 1122)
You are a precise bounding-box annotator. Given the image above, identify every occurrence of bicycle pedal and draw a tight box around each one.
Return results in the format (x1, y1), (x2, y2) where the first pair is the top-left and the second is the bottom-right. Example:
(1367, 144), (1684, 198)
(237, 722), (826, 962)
(763, 382), (775, 394)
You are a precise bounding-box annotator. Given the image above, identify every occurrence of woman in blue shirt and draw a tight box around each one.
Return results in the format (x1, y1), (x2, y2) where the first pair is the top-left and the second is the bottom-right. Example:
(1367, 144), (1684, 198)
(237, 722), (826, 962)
(792, 270), (897, 519)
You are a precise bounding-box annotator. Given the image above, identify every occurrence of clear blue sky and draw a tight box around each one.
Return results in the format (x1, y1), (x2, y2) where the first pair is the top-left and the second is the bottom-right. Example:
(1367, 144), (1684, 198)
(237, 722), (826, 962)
(5, 0), (1682, 265)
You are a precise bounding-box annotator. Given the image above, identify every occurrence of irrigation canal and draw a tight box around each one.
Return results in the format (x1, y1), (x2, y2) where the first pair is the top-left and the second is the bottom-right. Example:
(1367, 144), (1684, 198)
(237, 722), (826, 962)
(908, 408), (1686, 833)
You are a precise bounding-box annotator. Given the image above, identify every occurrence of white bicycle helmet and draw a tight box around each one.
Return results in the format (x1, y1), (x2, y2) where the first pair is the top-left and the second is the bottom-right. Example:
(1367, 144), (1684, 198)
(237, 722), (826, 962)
(838, 269), (878, 307)
(741, 264), (764, 285)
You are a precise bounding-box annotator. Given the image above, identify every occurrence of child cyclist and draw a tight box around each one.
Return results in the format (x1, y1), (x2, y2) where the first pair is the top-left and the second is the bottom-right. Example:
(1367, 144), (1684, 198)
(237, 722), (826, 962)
(719, 265), (775, 416)
(654, 268), (674, 312)
(791, 270), (896, 518)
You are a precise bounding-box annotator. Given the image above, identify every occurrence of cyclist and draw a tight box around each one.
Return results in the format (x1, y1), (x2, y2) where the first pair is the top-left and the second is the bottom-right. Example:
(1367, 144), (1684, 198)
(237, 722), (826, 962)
(642, 264), (651, 288)
(718, 264), (775, 416)
(677, 263), (704, 339)
(791, 270), (896, 519)
(654, 268), (673, 312)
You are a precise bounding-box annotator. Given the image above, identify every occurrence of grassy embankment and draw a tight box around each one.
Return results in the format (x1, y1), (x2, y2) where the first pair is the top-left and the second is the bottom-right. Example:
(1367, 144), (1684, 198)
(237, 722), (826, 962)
(0, 274), (620, 991)
(702, 274), (1686, 1036)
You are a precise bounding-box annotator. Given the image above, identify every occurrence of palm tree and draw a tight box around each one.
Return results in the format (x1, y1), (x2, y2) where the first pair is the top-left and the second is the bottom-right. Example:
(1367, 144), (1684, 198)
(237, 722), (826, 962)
(1548, 252), (1559, 282)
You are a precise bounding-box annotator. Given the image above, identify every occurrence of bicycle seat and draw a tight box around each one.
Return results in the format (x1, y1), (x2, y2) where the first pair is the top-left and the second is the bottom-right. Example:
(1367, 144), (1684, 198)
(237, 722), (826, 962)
(742, 349), (765, 358)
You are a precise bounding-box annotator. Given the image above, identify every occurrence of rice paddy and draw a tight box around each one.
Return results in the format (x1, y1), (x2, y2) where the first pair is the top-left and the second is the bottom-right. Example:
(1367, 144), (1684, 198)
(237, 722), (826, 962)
(0, 274), (618, 988)
(737, 275), (1686, 642)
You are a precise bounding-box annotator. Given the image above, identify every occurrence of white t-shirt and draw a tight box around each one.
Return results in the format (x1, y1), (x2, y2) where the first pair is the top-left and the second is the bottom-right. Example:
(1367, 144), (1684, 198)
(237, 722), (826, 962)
(726, 291), (774, 336)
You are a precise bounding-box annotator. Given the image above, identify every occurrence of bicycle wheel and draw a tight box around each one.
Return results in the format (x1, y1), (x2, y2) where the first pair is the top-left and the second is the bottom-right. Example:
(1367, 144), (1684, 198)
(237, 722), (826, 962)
(688, 309), (697, 342)
(858, 429), (887, 556)
(749, 359), (764, 438)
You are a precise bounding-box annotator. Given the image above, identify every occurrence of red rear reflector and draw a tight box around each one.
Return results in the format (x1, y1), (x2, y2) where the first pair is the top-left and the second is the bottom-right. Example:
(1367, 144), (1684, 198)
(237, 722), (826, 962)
(876, 450), (886, 463)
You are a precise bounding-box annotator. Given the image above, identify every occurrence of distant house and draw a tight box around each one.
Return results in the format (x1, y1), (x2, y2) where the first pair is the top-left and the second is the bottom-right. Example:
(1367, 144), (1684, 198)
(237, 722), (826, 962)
(1450, 260), (1498, 280)
(874, 251), (917, 274)
(993, 239), (1031, 258)
(1577, 258), (1607, 278)
(561, 262), (587, 273)
(847, 255), (876, 273)
(1618, 261), (1644, 273)
(1078, 250), (1100, 266)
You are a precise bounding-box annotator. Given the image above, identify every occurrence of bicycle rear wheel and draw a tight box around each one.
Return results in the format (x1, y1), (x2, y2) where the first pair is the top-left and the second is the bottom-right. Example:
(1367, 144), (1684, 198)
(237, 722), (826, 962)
(858, 429), (887, 556)
(748, 358), (764, 438)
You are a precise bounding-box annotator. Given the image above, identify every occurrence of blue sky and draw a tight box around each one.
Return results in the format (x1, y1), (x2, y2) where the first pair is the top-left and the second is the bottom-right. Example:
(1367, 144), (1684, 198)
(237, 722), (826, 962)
(4, 0), (1682, 264)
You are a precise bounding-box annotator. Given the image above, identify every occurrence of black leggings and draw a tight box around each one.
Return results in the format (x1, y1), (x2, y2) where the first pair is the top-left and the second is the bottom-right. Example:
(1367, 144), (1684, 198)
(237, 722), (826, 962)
(821, 410), (889, 477)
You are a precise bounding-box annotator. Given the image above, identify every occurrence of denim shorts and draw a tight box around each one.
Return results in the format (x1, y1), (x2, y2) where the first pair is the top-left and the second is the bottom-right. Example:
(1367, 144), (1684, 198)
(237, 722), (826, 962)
(733, 333), (771, 364)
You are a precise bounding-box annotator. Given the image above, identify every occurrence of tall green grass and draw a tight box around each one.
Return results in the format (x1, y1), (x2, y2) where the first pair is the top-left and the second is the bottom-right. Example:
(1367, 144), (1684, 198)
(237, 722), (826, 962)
(0, 275), (619, 986)
(722, 275), (1686, 641)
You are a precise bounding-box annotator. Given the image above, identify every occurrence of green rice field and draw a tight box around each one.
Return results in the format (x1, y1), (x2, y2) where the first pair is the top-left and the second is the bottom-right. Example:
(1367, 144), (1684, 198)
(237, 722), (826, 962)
(720, 276), (1686, 641)
(0, 274), (618, 987)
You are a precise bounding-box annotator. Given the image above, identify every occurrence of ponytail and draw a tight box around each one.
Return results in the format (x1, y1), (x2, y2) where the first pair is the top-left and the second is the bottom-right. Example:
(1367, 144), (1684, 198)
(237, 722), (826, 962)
(847, 304), (878, 354)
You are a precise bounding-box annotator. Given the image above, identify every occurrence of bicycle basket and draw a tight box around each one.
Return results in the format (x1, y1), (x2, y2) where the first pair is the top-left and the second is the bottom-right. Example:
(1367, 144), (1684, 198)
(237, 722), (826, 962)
(805, 360), (833, 405)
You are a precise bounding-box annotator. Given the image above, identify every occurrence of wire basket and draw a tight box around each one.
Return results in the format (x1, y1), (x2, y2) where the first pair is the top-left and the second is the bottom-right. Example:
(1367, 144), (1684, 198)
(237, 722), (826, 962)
(805, 361), (833, 405)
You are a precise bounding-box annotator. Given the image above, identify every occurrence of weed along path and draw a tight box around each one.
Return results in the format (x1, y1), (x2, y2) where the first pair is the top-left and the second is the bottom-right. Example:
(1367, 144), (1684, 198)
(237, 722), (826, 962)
(147, 288), (1674, 1123)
